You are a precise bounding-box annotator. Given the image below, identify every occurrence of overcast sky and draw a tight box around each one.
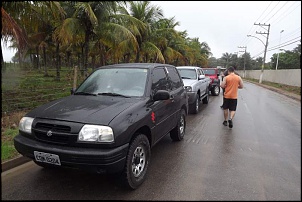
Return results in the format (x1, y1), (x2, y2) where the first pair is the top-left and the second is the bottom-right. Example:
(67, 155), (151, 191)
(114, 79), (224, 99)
(2, 1), (301, 62)
(152, 1), (301, 60)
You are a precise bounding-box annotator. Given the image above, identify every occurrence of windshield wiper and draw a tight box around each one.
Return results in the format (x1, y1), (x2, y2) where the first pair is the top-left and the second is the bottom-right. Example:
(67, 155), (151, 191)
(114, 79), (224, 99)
(181, 76), (193, 79)
(74, 92), (97, 96)
(98, 92), (130, 98)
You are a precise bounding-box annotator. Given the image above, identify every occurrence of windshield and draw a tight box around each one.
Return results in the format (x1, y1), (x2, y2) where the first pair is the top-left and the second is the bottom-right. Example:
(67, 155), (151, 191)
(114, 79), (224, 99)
(75, 68), (148, 97)
(177, 69), (197, 79)
(203, 69), (216, 75)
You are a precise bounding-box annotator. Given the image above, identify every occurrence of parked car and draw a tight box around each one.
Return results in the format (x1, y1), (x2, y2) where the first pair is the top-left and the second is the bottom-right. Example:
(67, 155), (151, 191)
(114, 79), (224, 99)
(14, 63), (188, 190)
(202, 67), (220, 96)
(176, 66), (210, 114)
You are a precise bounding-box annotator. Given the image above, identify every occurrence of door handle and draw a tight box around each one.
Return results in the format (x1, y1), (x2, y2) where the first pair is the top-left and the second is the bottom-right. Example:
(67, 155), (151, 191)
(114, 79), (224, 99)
(170, 95), (175, 102)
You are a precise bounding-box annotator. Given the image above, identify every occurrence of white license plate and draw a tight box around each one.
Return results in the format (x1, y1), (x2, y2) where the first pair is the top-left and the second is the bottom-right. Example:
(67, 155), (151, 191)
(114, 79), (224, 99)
(34, 151), (61, 166)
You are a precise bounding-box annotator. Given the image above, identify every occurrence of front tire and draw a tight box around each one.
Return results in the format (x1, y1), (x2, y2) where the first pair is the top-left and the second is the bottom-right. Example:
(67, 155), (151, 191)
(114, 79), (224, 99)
(122, 134), (150, 190)
(170, 109), (186, 141)
(190, 95), (199, 114)
(211, 85), (220, 96)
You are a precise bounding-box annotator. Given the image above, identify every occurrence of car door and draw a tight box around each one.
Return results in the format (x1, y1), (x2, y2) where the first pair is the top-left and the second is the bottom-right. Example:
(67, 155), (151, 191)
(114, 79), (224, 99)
(198, 68), (207, 95)
(149, 66), (175, 143)
(165, 66), (184, 126)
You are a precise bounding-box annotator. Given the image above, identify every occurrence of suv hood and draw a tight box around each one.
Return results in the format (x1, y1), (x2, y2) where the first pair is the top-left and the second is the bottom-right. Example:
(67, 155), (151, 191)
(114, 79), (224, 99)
(182, 79), (197, 87)
(26, 95), (137, 125)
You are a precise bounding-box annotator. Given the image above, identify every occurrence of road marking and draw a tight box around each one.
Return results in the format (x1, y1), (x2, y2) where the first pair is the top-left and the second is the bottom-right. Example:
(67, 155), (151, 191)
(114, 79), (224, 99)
(244, 102), (251, 114)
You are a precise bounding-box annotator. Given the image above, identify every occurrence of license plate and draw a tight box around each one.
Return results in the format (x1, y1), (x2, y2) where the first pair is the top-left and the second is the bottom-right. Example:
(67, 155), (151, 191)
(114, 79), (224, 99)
(34, 151), (61, 166)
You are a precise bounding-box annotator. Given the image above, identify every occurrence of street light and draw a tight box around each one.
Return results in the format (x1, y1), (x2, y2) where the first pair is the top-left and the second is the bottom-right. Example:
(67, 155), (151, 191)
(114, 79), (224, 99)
(275, 30), (284, 70)
(247, 35), (265, 46)
(247, 34), (268, 83)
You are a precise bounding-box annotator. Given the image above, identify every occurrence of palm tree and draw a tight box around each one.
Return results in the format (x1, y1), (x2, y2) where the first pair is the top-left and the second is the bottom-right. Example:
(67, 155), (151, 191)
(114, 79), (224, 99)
(1, 4), (29, 67)
(221, 52), (232, 68)
(120, 1), (164, 63)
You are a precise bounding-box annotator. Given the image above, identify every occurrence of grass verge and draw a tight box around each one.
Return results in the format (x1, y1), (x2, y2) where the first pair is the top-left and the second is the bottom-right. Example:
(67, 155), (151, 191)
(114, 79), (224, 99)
(244, 78), (301, 96)
(1, 128), (19, 162)
(1, 63), (91, 163)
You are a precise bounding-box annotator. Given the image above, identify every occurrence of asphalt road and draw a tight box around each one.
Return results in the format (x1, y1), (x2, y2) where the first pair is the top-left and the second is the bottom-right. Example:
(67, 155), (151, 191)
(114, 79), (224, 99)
(2, 82), (301, 200)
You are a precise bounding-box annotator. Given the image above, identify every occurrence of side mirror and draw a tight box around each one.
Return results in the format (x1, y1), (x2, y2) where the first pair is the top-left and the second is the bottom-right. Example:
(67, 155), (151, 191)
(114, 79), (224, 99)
(71, 88), (75, 95)
(153, 90), (170, 101)
(199, 75), (205, 80)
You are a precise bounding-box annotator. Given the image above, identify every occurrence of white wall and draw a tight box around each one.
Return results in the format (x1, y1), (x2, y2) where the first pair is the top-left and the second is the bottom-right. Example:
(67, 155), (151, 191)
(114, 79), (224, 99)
(236, 69), (301, 87)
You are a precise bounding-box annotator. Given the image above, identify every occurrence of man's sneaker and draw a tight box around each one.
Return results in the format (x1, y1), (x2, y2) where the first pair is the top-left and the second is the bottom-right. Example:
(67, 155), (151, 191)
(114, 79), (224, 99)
(228, 119), (233, 128)
(223, 121), (227, 126)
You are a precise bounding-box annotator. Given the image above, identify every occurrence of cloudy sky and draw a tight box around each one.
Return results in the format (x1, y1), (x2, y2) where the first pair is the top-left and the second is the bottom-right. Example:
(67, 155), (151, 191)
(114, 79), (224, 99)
(2, 1), (301, 62)
(152, 1), (301, 60)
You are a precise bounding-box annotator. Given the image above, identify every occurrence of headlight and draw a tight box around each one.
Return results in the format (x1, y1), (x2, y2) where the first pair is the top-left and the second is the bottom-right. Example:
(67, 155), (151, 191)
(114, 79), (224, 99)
(78, 125), (114, 143)
(184, 86), (192, 92)
(19, 117), (34, 133)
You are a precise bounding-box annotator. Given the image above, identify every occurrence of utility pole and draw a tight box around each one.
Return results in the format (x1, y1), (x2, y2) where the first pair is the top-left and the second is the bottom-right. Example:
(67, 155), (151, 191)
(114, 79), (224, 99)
(276, 30), (284, 70)
(238, 46), (247, 78)
(233, 52), (238, 69)
(254, 23), (270, 84)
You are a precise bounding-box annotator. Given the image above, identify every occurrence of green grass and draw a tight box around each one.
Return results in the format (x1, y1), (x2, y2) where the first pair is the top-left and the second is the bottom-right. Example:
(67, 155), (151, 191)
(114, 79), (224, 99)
(2, 65), (90, 113)
(1, 128), (19, 162)
(244, 78), (301, 96)
(2, 63), (92, 163)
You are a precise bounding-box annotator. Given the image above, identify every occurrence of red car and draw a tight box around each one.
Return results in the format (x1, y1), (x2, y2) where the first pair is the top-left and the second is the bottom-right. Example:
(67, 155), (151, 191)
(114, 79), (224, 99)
(202, 68), (220, 96)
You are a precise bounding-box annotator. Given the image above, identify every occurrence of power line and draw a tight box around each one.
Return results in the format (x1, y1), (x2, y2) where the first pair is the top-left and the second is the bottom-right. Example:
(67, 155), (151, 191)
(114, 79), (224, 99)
(239, 1), (273, 47)
(270, 2), (301, 25)
(251, 38), (301, 58)
(270, 36), (301, 50)
(258, 1), (280, 22)
(245, 1), (300, 47)
(265, 1), (289, 23)
(269, 27), (301, 44)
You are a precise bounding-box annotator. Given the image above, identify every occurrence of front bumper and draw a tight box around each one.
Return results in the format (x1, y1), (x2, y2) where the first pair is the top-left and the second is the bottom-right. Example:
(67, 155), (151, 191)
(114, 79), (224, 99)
(186, 92), (197, 104)
(14, 134), (128, 173)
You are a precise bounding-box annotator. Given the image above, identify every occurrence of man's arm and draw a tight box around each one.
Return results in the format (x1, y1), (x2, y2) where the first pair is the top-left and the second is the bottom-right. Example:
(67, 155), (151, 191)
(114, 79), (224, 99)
(238, 77), (243, 89)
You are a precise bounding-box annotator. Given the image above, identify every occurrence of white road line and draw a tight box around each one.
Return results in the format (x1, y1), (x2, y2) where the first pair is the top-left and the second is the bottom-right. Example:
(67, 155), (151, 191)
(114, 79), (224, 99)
(244, 102), (252, 114)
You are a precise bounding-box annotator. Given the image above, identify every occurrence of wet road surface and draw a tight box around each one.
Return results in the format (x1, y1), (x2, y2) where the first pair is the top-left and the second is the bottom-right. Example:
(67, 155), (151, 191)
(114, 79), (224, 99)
(2, 81), (301, 200)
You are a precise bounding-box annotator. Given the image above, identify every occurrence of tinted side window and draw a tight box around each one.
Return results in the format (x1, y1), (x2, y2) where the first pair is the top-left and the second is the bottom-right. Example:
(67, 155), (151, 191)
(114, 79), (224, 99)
(166, 66), (182, 90)
(151, 67), (169, 94)
(198, 69), (205, 75)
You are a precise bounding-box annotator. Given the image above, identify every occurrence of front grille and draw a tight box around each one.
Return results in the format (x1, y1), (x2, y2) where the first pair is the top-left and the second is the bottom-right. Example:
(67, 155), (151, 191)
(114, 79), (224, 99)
(35, 122), (71, 133)
(33, 122), (72, 145)
(34, 130), (69, 144)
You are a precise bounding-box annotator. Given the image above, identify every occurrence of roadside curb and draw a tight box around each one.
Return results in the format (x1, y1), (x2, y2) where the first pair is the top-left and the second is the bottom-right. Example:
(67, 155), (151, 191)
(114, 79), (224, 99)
(1, 155), (31, 173)
(244, 80), (301, 102)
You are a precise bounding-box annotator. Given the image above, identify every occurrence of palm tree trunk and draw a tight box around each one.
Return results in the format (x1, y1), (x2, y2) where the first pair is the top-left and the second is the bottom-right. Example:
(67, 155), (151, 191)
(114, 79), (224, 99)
(36, 46), (40, 70)
(92, 55), (95, 70)
(135, 51), (140, 63)
(1, 48), (5, 72)
(81, 45), (84, 76)
(84, 32), (89, 77)
(43, 46), (48, 76)
(66, 51), (71, 69)
(55, 43), (60, 81)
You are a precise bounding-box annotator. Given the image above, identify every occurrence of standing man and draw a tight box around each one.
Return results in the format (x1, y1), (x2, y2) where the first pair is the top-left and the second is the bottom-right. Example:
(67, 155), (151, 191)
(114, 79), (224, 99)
(220, 69), (229, 108)
(220, 66), (243, 128)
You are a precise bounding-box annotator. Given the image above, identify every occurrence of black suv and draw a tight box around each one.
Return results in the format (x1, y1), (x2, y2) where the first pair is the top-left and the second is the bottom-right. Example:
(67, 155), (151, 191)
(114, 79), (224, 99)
(14, 63), (188, 189)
